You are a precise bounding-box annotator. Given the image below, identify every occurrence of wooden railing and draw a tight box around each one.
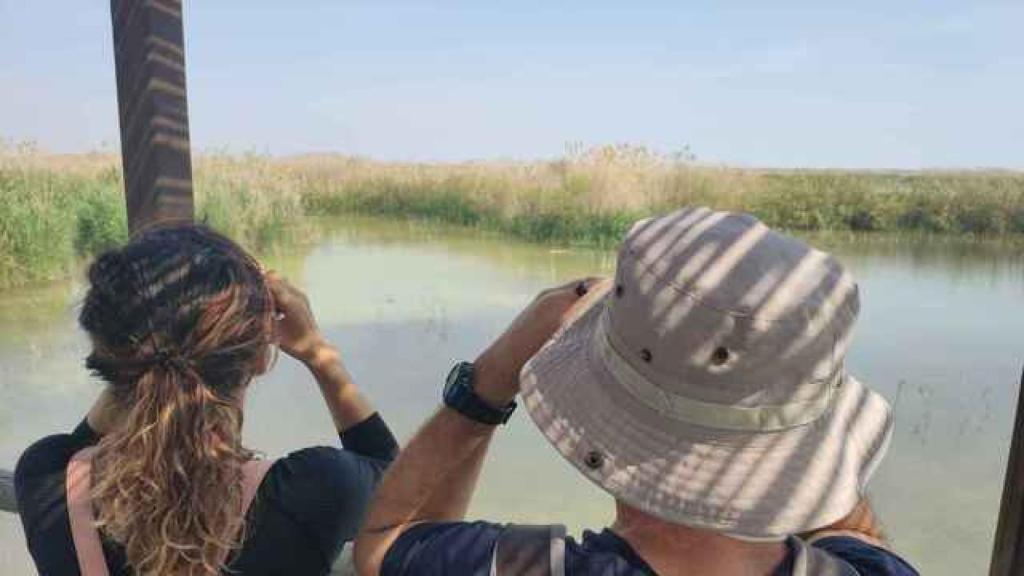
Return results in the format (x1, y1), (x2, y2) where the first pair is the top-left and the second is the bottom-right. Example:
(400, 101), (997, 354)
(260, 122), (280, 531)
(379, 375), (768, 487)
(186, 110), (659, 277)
(0, 469), (15, 513)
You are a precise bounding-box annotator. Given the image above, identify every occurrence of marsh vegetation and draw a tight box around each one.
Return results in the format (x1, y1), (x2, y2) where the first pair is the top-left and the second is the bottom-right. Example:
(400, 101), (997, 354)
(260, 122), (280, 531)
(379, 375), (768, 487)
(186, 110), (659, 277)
(2, 143), (1022, 289)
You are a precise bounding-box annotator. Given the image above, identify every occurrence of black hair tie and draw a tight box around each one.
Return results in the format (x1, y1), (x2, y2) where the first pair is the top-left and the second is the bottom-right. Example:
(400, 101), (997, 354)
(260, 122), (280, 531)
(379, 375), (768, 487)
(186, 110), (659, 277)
(153, 349), (190, 374)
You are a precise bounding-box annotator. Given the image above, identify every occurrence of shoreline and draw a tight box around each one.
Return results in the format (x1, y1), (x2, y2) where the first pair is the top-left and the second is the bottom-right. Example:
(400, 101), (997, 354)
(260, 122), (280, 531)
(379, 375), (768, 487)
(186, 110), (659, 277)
(2, 148), (1023, 290)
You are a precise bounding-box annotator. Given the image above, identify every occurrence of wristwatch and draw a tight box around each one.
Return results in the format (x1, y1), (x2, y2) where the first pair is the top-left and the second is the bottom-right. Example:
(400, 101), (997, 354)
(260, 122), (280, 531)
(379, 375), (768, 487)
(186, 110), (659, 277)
(443, 361), (517, 425)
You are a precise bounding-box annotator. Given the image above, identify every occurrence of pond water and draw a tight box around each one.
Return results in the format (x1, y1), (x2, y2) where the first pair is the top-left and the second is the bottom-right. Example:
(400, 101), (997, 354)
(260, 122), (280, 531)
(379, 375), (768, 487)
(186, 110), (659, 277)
(1, 216), (1022, 575)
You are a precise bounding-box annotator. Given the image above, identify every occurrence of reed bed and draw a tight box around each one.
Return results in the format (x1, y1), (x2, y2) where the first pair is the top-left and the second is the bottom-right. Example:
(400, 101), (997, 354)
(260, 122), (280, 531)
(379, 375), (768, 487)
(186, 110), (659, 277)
(2, 143), (1022, 289)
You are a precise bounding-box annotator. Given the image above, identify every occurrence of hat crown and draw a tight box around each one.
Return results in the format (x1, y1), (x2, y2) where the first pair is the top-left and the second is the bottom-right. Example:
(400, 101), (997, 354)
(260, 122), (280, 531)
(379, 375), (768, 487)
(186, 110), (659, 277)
(605, 207), (859, 413)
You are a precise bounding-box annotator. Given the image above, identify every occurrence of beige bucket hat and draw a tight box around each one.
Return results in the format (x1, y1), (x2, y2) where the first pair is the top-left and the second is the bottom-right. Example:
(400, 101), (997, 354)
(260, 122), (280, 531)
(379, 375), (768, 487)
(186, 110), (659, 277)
(520, 207), (893, 540)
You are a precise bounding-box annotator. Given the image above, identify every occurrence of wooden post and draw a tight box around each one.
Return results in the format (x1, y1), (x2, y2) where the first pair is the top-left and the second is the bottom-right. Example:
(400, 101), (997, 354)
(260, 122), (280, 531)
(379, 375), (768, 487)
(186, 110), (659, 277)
(991, 367), (1024, 575)
(110, 0), (194, 232)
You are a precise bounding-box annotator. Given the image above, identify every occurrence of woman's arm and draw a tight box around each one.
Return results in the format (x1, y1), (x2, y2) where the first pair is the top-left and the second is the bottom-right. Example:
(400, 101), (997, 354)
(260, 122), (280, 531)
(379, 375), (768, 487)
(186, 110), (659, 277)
(302, 344), (375, 434)
(267, 273), (378, 433)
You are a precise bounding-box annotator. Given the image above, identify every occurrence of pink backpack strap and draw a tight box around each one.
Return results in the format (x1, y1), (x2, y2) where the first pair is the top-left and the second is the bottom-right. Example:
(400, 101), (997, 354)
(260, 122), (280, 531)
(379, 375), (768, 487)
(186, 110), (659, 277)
(65, 448), (276, 576)
(66, 447), (109, 576)
(239, 458), (276, 514)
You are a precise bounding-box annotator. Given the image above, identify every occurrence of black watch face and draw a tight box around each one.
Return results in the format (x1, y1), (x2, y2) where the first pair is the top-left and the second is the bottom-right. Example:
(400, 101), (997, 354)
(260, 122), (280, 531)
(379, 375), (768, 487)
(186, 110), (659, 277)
(444, 362), (470, 400)
(444, 364), (459, 395)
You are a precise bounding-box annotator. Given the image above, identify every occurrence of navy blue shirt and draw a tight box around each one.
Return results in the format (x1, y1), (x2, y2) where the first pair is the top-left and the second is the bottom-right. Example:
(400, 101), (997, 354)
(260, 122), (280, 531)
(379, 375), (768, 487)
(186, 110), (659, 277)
(382, 521), (920, 575)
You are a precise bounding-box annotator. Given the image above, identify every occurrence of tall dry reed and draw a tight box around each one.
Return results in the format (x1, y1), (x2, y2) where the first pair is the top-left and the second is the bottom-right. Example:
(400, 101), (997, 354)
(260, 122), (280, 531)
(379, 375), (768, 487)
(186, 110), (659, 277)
(2, 142), (1022, 289)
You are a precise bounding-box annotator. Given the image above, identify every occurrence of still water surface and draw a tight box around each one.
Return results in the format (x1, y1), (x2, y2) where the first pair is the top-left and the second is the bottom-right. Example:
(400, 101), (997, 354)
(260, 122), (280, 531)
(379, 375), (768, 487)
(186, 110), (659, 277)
(1, 216), (1022, 575)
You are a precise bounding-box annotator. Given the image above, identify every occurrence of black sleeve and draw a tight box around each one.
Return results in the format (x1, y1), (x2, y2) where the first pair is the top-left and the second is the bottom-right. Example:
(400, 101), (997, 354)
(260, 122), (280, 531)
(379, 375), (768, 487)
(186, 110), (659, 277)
(339, 412), (399, 462)
(15, 419), (99, 493)
(14, 419), (101, 576)
(263, 445), (392, 563)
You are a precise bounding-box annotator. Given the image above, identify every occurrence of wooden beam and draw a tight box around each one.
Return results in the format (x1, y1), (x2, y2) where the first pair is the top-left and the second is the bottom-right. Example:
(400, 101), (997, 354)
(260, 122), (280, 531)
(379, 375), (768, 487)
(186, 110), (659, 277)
(110, 0), (194, 232)
(0, 469), (15, 513)
(991, 366), (1024, 576)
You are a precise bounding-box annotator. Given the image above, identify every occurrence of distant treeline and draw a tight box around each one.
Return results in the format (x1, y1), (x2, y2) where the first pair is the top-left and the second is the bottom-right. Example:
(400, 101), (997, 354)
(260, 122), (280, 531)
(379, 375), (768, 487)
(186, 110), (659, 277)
(2, 145), (1023, 289)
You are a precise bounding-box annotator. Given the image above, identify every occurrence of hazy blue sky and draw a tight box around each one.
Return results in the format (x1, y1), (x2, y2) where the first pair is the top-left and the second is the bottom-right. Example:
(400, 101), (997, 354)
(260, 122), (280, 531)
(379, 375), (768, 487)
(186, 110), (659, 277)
(1, 1), (1021, 168)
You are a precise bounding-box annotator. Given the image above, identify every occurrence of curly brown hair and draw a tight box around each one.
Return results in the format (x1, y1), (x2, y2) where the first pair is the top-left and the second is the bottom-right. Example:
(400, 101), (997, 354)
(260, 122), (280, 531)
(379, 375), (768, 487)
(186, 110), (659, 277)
(78, 224), (274, 575)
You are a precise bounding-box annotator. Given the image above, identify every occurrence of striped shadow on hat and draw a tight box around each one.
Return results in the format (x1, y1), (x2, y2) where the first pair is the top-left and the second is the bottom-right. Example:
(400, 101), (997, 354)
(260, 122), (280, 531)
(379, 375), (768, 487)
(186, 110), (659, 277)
(520, 207), (893, 539)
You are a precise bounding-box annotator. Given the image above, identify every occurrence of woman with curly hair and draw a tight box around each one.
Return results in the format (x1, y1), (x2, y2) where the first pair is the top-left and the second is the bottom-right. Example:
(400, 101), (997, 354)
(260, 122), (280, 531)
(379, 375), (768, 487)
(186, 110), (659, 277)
(15, 224), (397, 575)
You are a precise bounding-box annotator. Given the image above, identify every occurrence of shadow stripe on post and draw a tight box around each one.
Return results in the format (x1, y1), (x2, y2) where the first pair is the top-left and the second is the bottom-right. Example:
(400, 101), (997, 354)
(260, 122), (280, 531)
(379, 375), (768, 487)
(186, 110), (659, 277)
(111, 0), (194, 232)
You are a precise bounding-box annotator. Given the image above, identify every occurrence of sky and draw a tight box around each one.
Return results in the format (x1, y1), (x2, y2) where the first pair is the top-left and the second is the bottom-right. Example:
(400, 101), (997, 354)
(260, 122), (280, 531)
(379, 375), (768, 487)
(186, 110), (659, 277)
(1, 1), (1022, 169)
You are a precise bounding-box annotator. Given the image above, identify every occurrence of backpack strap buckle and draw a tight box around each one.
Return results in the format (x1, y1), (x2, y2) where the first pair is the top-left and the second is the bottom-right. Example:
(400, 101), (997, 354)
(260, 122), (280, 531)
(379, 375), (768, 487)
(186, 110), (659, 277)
(491, 524), (567, 576)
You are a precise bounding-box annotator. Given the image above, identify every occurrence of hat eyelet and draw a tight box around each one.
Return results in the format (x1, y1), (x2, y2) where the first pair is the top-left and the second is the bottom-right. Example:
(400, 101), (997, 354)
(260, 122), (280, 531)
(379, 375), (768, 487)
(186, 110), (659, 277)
(711, 346), (730, 366)
(640, 348), (653, 363)
(584, 450), (605, 470)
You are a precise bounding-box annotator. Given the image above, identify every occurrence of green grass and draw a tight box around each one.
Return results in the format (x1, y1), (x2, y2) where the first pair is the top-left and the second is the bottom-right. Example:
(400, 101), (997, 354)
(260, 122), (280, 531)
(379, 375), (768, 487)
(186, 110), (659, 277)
(0, 162), (127, 288)
(2, 144), (1023, 289)
(0, 152), (308, 289)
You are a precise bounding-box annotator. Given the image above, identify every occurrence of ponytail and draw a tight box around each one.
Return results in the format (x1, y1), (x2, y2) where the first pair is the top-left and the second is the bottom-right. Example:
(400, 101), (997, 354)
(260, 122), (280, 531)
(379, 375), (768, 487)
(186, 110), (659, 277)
(90, 363), (251, 575)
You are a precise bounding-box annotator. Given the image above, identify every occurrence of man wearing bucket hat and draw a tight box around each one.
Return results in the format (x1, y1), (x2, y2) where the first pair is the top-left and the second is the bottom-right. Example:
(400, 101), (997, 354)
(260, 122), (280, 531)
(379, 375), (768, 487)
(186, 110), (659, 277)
(356, 208), (919, 575)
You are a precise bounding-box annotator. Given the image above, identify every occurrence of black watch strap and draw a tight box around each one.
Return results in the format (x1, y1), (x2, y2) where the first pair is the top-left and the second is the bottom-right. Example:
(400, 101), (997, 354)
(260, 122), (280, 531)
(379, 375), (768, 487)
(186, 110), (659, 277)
(444, 362), (517, 425)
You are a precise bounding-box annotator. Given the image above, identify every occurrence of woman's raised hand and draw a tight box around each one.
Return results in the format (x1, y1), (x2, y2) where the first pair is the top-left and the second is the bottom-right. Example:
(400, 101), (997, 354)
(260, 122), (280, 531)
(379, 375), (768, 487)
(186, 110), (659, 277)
(266, 272), (376, 432)
(265, 272), (330, 367)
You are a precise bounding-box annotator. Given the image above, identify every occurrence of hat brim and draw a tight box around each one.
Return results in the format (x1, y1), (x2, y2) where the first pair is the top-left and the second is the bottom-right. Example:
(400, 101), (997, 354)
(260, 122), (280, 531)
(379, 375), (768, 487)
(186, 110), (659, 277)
(520, 292), (894, 539)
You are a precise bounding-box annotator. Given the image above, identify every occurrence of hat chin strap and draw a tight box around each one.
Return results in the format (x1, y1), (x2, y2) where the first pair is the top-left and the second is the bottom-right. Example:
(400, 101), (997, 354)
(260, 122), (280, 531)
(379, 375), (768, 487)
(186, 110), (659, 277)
(592, 313), (839, 433)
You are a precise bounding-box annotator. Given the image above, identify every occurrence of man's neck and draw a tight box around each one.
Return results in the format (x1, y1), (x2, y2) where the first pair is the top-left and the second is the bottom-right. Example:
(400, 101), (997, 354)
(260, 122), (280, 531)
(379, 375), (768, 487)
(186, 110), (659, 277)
(610, 502), (788, 576)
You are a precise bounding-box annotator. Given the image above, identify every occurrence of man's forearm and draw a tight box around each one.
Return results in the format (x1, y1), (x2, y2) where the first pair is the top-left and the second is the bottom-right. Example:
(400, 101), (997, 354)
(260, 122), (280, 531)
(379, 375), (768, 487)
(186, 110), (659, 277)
(355, 407), (496, 574)
(355, 280), (593, 575)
